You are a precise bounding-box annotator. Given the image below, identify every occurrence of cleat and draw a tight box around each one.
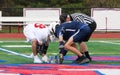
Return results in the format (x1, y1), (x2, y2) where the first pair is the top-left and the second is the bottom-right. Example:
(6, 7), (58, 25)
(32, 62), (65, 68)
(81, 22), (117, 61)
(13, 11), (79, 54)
(72, 58), (79, 64)
(42, 55), (49, 63)
(59, 54), (64, 64)
(73, 56), (90, 64)
(88, 57), (92, 62)
(34, 55), (43, 63)
(77, 58), (90, 64)
(59, 58), (64, 64)
(84, 51), (92, 61)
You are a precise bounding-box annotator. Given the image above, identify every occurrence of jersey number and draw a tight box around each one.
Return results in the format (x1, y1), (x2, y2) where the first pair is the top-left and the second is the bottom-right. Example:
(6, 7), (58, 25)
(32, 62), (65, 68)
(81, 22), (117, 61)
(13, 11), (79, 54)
(34, 23), (46, 29)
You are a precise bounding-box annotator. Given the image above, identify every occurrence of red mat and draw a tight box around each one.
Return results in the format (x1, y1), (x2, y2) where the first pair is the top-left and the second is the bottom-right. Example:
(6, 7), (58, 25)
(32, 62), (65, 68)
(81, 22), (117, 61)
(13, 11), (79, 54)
(0, 64), (119, 75)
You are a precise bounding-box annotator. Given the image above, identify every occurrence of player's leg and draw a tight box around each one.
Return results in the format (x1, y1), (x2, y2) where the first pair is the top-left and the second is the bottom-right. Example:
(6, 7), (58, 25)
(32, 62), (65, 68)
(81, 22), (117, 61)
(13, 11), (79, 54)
(59, 41), (68, 64)
(32, 39), (43, 63)
(41, 43), (49, 63)
(36, 42), (49, 63)
(23, 30), (43, 63)
(64, 37), (89, 64)
(59, 48), (68, 64)
(80, 42), (92, 61)
(59, 43), (78, 64)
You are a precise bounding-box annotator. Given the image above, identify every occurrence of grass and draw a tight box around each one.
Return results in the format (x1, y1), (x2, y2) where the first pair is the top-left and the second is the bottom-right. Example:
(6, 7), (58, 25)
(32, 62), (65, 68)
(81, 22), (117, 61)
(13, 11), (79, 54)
(0, 38), (120, 64)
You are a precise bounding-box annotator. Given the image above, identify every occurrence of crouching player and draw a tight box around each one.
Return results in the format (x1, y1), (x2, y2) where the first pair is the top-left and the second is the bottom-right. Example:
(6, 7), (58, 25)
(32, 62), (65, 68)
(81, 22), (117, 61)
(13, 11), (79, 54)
(57, 13), (96, 64)
(56, 15), (96, 63)
(23, 23), (55, 63)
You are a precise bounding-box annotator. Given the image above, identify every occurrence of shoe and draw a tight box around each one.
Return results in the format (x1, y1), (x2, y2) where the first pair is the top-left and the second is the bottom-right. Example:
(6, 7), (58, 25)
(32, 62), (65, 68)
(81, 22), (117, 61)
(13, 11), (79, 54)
(72, 57), (79, 63)
(34, 55), (43, 63)
(42, 55), (49, 63)
(73, 56), (90, 64)
(59, 57), (64, 64)
(78, 58), (90, 64)
(88, 57), (92, 61)
(84, 51), (92, 61)
(59, 54), (64, 64)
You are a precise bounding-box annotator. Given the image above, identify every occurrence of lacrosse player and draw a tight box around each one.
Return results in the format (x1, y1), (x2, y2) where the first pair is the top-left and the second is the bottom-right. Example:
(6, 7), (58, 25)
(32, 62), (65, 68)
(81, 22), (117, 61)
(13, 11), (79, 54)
(23, 23), (55, 63)
(55, 14), (96, 64)
(71, 13), (96, 61)
(54, 13), (96, 64)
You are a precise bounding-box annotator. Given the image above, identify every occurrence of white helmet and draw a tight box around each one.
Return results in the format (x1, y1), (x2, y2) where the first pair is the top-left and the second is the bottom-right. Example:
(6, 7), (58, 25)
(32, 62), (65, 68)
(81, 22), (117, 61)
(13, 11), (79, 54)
(48, 22), (59, 42)
(49, 22), (59, 34)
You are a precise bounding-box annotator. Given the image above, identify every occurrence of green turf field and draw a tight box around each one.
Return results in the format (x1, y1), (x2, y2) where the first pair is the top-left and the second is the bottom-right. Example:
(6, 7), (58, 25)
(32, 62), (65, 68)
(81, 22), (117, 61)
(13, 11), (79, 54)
(0, 38), (120, 64)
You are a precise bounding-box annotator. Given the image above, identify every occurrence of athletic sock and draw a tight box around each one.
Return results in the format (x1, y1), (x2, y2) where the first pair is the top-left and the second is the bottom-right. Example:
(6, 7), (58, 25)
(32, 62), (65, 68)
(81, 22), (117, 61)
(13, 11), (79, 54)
(42, 44), (48, 54)
(85, 51), (92, 61)
(44, 45), (48, 50)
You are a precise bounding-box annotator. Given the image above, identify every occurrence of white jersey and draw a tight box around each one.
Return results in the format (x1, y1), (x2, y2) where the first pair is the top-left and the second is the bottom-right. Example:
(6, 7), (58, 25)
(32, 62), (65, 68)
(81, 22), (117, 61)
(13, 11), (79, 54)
(23, 23), (50, 44)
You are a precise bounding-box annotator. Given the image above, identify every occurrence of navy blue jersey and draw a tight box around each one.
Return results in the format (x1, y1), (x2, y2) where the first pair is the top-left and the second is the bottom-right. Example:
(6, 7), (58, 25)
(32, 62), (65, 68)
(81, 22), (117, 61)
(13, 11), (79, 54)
(55, 21), (91, 41)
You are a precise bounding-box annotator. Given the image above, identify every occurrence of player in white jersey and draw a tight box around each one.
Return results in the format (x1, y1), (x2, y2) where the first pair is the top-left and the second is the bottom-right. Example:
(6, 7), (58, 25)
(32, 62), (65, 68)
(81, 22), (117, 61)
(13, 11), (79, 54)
(23, 23), (52, 63)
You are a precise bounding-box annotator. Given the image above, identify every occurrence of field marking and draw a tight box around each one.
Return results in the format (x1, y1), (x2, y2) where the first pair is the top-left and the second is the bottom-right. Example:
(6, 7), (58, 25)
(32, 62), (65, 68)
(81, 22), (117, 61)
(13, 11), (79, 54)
(1, 40), (120, 48)
(1, 68), (116, 75)
(98, 41), (120, 45)
(1, 40), (120, 55)
(0, 47), (32, 58)
(58, 69), (120, 75)
(1, 45), (31, 47)
(0, 41), (120, 75)
(0, 40), (27, 42)
(0, 68), (120, 75)
(0, 73), (20, 75)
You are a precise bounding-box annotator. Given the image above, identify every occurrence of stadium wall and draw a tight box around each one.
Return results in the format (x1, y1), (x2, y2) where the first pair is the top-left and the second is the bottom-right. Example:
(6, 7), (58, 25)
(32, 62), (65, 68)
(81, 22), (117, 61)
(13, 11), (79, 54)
(0, 8), (61, 33)
(91, 8), (120, 32)
(0, 8), (120, 33)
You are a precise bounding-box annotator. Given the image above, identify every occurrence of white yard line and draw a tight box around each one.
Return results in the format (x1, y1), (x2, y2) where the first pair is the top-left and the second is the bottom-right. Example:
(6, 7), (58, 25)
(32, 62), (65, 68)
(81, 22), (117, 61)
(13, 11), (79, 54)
(1, 45), (31, 47)
(0, 73), (20, 75)
(0, 47), (32, 58)
(99, 41), (120, 45)
(0, 41), (27, 43)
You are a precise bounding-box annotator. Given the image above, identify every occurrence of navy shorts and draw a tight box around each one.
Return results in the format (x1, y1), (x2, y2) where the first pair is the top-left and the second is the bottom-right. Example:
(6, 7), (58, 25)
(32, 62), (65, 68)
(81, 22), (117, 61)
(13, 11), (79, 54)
(72, 25), (91, 42)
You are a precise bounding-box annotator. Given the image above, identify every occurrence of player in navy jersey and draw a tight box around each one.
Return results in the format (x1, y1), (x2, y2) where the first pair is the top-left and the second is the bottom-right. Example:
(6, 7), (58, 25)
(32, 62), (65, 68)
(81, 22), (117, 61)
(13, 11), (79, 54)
(54, 13), (96, 64)
(71, 13), (96, 61)
(55, 14), (96, 64)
